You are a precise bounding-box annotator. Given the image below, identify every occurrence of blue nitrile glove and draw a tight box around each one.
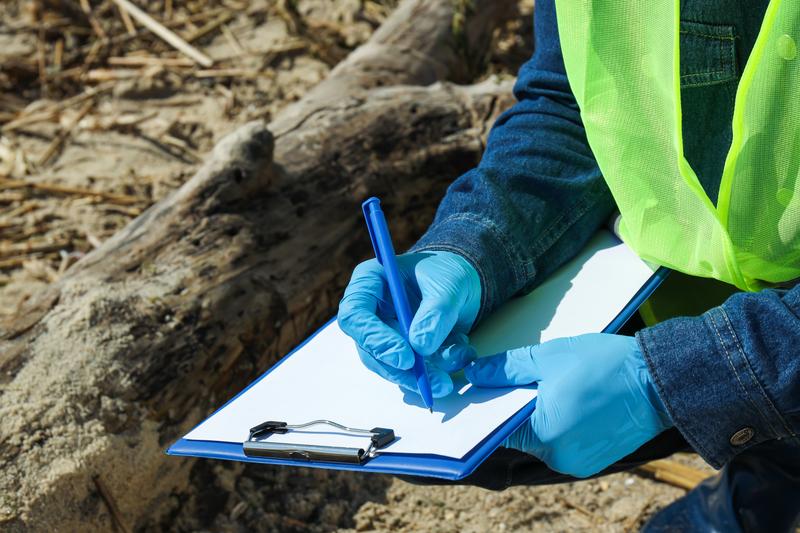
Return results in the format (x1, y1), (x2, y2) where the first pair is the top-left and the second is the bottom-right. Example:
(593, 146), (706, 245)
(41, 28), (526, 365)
(338, 251), (481, 398)
(465, 333), (673, 478)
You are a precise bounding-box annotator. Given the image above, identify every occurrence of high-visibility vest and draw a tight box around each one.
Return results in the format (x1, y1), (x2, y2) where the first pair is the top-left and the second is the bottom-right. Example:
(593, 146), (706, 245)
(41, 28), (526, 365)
(555, 0), (800, 291)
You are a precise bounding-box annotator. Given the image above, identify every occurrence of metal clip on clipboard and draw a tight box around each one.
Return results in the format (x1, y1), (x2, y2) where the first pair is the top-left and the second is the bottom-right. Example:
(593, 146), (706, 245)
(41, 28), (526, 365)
(243, 420), (396, 465)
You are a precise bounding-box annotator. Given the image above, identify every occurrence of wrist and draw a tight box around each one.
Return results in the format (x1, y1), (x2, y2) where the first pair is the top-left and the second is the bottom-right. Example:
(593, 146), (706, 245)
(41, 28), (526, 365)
(411, 214), (524, 323)
(409, 247), (484, 328)
(431, 250), (482, 331)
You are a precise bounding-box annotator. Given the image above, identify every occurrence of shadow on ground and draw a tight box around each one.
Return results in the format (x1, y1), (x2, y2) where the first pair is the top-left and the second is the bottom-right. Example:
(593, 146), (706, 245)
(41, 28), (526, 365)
(166, 459), (392, 532)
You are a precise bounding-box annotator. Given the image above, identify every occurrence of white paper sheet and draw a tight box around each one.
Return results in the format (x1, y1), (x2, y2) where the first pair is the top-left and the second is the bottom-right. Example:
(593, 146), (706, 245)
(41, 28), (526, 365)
(470, 230), (657, 354)
(184, 230), (656, 459)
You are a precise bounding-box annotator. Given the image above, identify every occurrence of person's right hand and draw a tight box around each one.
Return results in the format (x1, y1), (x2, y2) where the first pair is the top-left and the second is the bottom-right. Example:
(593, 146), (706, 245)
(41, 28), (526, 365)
(338, 251), (481, 398)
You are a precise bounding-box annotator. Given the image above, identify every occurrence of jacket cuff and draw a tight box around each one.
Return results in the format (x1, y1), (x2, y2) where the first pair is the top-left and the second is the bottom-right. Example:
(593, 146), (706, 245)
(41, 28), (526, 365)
(636, 307), (791, 468)
(410, 213), (524, 324)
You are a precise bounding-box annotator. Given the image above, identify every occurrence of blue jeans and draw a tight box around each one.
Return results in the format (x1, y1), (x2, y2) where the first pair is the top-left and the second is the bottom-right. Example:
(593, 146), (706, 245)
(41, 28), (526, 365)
(644, 440), (800, 532)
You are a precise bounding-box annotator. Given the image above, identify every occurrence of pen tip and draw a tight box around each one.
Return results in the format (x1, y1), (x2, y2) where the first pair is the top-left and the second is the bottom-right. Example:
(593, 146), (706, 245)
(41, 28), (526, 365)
(429, 408), (433, 414)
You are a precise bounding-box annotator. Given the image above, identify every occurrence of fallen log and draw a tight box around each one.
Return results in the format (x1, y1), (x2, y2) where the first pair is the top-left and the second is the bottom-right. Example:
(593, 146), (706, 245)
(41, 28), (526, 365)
(0, 0), (517, 530)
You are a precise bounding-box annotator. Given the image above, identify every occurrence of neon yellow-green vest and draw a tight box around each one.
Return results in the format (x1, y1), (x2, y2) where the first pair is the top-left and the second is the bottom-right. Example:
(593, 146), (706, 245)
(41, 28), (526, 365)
(554, 0), (800, 292)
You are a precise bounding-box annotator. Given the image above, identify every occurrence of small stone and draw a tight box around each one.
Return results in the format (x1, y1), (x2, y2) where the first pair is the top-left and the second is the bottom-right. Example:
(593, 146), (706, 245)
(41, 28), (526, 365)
(354, 515), (373, 532)
(230, 501), (247, 521)
(319, 502), (346, 525)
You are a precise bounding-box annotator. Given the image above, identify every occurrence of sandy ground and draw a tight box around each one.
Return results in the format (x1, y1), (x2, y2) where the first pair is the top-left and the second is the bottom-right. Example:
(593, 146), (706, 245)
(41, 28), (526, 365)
(166, 451), (714, 531)
(1, 0), (717, 530)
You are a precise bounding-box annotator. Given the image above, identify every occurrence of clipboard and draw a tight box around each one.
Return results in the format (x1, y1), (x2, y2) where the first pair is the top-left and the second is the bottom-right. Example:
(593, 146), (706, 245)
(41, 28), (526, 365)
(167, 230), (669, 480)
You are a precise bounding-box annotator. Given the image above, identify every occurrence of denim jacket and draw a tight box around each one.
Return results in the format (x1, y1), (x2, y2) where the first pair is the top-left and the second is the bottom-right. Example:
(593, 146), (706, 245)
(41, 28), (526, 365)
(413, 0), (800, 468)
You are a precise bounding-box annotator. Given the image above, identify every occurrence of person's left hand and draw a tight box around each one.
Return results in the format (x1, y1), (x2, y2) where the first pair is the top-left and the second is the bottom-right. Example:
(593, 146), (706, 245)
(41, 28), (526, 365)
(464, 333), (673, 478)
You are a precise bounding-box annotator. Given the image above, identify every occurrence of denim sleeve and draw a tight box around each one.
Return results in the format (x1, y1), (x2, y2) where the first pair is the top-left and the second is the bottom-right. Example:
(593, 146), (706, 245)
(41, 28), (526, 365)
(638, 285), (800, 468)
(411, 0), (614, 321)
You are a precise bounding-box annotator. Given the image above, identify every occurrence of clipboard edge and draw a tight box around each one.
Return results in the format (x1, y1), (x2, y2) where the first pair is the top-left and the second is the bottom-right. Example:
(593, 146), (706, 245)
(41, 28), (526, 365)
(167, 261), (670, 480)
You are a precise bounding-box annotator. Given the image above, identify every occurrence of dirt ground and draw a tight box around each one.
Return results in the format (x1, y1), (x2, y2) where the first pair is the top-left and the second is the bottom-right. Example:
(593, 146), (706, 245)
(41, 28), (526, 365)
(1, 0), (716, 530)
(179, 452), (713, 532)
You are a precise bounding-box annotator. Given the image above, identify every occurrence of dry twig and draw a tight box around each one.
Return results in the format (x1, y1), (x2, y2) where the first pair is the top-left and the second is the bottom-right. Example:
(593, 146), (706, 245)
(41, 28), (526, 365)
(86, 68), (146, 81)
(116, 2), (138, 36)
(100, 204), (142, 217)
(159, 134), (202, 162)
(2, 83), (113, 133)
(37, 100), (94, 166)
(0, 192), (26, 203)
(0, 240), (72, 260)
(53, 39), (64, 72)
(79, 0), (109, 39)
(636, 459), (711, 491)
(183, 12), (234, 43)
(0, 257), (29, 270)
(557, 495), (601, 525)
(80, 38), (104, 77)
(164, 7), (229, 28)
(624, 496), (656, 532)
(22, 258), (59, 283)
(111, 0), (214, 67)
(221, 24), (246, 55)
(93, 475), (131, 533)
(107, 56), (193, 67)
(0, 178), (142, 206)
(193, 68), (263, 79)
(3, 202), (39, 219)
(36, 29), (48, 95)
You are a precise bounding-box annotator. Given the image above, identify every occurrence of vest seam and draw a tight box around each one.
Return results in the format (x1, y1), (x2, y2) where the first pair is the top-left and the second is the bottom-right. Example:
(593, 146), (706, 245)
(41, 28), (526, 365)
(679, 30), (735, 41)
(416, 212), (527, 304)
(680, 69), (733, 78)
(679, 76), (737, 88)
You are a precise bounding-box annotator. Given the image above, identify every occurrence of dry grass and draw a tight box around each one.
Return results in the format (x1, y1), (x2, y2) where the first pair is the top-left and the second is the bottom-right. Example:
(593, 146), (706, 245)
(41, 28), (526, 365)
(0, 0), (403, 315)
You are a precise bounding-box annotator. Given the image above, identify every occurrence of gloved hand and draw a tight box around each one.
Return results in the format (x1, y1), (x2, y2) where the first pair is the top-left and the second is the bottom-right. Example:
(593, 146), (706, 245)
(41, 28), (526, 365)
(338, 251), (481, 398)
(465, 333), (673, 478)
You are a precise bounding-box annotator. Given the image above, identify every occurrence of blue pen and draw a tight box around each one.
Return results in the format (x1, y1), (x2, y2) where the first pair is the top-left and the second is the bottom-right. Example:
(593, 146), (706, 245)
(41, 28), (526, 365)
(361, 197), (435, 413)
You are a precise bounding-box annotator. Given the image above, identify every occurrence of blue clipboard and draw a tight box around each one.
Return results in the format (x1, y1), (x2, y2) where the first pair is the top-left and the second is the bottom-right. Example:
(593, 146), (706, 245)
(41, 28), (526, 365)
(167, 267), (669, 481)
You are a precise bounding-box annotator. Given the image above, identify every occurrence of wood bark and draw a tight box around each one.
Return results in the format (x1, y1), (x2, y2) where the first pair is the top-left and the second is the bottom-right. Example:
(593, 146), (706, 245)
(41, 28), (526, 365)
(0, 0), (516, 530)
